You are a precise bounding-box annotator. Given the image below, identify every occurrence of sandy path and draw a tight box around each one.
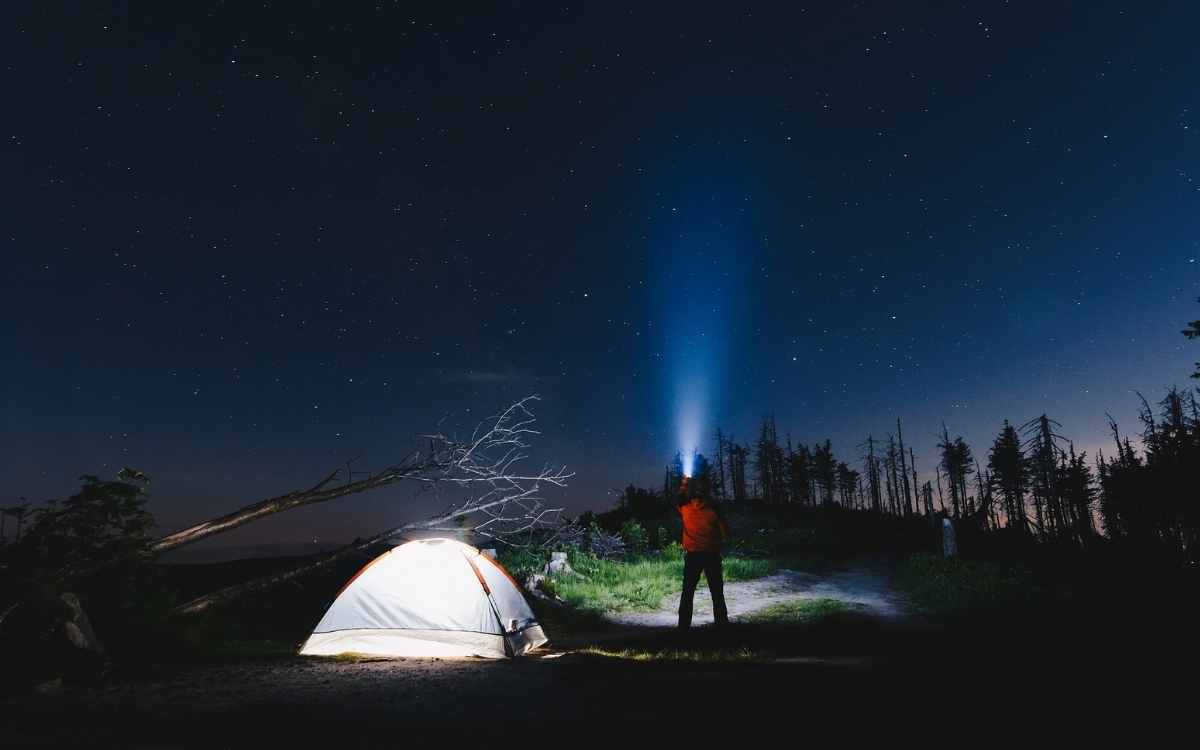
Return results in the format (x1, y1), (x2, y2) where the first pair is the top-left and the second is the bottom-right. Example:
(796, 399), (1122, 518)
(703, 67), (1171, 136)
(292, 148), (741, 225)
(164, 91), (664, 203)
(606, 560), (909, 627)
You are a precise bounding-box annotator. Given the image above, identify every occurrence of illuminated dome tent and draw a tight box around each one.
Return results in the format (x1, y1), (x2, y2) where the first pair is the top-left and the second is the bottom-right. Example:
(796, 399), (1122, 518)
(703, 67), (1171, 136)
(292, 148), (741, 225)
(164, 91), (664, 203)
(300, 538), (548, 659)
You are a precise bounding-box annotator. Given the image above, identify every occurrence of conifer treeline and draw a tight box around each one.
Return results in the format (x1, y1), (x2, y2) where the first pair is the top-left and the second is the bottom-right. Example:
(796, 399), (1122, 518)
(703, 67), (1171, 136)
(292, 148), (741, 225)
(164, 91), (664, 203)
(675, 386), (1199, 563)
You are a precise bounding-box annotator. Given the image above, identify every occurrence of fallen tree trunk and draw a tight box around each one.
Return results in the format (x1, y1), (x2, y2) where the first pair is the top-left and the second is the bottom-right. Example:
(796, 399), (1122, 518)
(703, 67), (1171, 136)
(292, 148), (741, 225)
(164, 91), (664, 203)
(162, 397), (571, 613)
(150, 463), (420, 555)
(172, 522), (408, 615)
(151, 397), (566, 556)
(172, 495), (544, 615)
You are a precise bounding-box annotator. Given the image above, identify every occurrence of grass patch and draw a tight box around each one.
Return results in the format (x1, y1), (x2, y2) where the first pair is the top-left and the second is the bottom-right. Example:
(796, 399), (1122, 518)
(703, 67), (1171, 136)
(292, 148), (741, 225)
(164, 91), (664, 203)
(537, 548), (781, 615)
(580, 645), (760, 663)
(896, 553), (1041, 616)
(741, 598), (862, 625)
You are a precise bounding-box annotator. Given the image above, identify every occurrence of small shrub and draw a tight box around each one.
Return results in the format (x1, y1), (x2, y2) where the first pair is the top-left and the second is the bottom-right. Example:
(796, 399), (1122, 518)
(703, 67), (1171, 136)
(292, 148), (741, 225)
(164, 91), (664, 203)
(658, 540), (684, 561)
(587, 522), (627, 559)
(619, 519), (650, 557)
(652, 524), (671, 550)
(495, 547), (548, 581)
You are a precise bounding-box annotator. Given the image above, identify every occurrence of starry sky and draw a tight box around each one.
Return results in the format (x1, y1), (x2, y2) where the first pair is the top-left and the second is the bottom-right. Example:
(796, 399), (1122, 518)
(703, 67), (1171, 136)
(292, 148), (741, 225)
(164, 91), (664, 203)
(3, 1), (1198, 551)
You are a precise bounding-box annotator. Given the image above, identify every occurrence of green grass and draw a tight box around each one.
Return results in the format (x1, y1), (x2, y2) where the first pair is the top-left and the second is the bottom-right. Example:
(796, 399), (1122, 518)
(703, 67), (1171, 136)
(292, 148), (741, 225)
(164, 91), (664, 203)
(580, 645), (760, 662)
(896, 553), (1041, 616)
(521, 547), (781, 615)
(740, 598), (862, 625)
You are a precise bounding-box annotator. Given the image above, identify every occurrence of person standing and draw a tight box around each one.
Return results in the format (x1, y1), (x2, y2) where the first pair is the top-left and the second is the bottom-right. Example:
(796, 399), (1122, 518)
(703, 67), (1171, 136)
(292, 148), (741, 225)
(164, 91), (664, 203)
(675, 475), (730, 630)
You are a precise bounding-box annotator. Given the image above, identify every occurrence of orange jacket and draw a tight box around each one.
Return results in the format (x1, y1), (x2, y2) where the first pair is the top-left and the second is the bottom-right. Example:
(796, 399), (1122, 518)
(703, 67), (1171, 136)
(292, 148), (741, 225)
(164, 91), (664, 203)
(678, 498), (729, 553)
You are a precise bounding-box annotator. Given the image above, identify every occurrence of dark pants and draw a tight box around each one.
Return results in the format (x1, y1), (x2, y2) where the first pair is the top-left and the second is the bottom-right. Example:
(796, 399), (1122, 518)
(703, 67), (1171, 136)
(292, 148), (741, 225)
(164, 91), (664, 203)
(678, 550), (729, 629)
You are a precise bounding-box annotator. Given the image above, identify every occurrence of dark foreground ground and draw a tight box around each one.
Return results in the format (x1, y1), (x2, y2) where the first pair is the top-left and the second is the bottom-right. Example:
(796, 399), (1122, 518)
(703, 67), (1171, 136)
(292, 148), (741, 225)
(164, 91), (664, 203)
(2, 602), (1193, 747)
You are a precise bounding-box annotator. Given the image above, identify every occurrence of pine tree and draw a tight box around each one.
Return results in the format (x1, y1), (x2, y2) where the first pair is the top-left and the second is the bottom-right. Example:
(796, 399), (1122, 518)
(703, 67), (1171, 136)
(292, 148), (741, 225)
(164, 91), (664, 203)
(813, 440), (837, 506)
(988, 420), (1028, 533)
(938, 424), (974, 519)
(1021, 415), (1066, 538)
(1183, 298), (1200, 379)
(788, 442), (814, 507)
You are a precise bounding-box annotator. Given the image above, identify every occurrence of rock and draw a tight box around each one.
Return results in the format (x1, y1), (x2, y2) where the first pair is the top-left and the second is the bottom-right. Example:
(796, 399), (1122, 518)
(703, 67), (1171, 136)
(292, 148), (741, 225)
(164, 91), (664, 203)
(59, 593), (104, 654)
(1, 592), (104, 693)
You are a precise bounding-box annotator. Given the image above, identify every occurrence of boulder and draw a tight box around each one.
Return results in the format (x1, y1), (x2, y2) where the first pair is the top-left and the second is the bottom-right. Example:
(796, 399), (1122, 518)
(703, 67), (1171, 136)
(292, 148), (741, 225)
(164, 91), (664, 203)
(0, 591), (106, 694)
(60, 593), (104, 654)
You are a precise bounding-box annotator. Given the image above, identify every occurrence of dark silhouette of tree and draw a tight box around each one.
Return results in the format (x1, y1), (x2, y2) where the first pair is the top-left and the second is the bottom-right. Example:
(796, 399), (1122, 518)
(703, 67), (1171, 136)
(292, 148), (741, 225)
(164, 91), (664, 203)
(1183, 298), (1200, 379)
(1097, 416), (1142, 542)
(896, 420), (913, 515)
(988, 421), (1028, 533)
(1060, 444), (1096, 543)
(1022, 415), (1071, 538)
(5, 502), (32, 544)
(788, 442), (814, 507)
(754, 416), (787, 504)
(934, 463), (946, 514)
(921, 480), (935, 517)
(812, 440), (837, 506)
(938, 424), (974, 519)
(1102, 388), (1200, 559)
(836, 462), (860, 508)
(728, 440), (749, 504)
(909, 447), (925, 515)
(712, 428), (729, 502)
(5, 474), (154, 591)
(885, 435), (901, 515)
(974, 460), (996, 529)
(860, 436), (884, 513)
(0, 503), (19, 545)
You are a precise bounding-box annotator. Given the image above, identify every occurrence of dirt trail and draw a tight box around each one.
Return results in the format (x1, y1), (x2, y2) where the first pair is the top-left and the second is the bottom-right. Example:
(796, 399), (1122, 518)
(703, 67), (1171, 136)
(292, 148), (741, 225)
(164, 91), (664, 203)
(606, 559), (909, 627)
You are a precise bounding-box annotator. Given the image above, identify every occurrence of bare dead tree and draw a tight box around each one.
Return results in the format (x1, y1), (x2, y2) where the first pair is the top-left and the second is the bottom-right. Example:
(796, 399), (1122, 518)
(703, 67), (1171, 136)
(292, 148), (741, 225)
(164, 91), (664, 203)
(165, 397), (572, 614)
(151, 396), (569, 555)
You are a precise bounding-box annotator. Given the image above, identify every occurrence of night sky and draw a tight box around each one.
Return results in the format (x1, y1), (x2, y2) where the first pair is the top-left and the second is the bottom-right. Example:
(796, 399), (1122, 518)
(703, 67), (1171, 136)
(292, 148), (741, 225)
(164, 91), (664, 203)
(4, 2), (1198, 551)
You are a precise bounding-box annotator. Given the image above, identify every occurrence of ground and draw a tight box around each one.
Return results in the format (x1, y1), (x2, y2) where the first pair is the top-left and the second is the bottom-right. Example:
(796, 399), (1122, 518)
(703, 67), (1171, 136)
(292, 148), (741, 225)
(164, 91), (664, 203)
(0, 558), (1189, 745)
(608, 558), (906, 627)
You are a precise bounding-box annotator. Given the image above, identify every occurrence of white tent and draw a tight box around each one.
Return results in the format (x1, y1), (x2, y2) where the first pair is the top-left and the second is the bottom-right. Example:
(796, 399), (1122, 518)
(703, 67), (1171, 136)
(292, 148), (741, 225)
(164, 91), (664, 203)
(299, 538), (548, 659)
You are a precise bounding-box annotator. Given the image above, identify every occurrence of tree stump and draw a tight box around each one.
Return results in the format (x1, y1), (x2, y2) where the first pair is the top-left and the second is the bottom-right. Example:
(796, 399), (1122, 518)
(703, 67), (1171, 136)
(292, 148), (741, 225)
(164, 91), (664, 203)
(942, 518), (958, 559)
(544, 551), (574, 576)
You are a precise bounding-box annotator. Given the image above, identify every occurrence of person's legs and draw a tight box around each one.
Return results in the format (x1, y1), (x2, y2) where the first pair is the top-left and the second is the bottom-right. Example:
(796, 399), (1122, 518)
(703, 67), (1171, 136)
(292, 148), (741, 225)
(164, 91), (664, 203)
(704, 552), (729, 626)
(678, 551), (704, 629)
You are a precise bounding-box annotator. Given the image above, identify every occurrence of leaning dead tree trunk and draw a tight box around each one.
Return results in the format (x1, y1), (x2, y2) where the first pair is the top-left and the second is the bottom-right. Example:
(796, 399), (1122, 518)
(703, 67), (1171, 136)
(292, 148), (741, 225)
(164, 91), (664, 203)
(175, 490), (548, 614)
(151, 467), (391, 554)
(168, 396), (572, 614)
(151, 396), (568, 555)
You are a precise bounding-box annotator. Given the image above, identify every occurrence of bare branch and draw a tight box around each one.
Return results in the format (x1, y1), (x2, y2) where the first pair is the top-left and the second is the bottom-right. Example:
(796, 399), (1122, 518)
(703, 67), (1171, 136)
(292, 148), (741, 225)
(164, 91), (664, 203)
(151, 395), (571, 555)
(168, 396), (573, 613)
